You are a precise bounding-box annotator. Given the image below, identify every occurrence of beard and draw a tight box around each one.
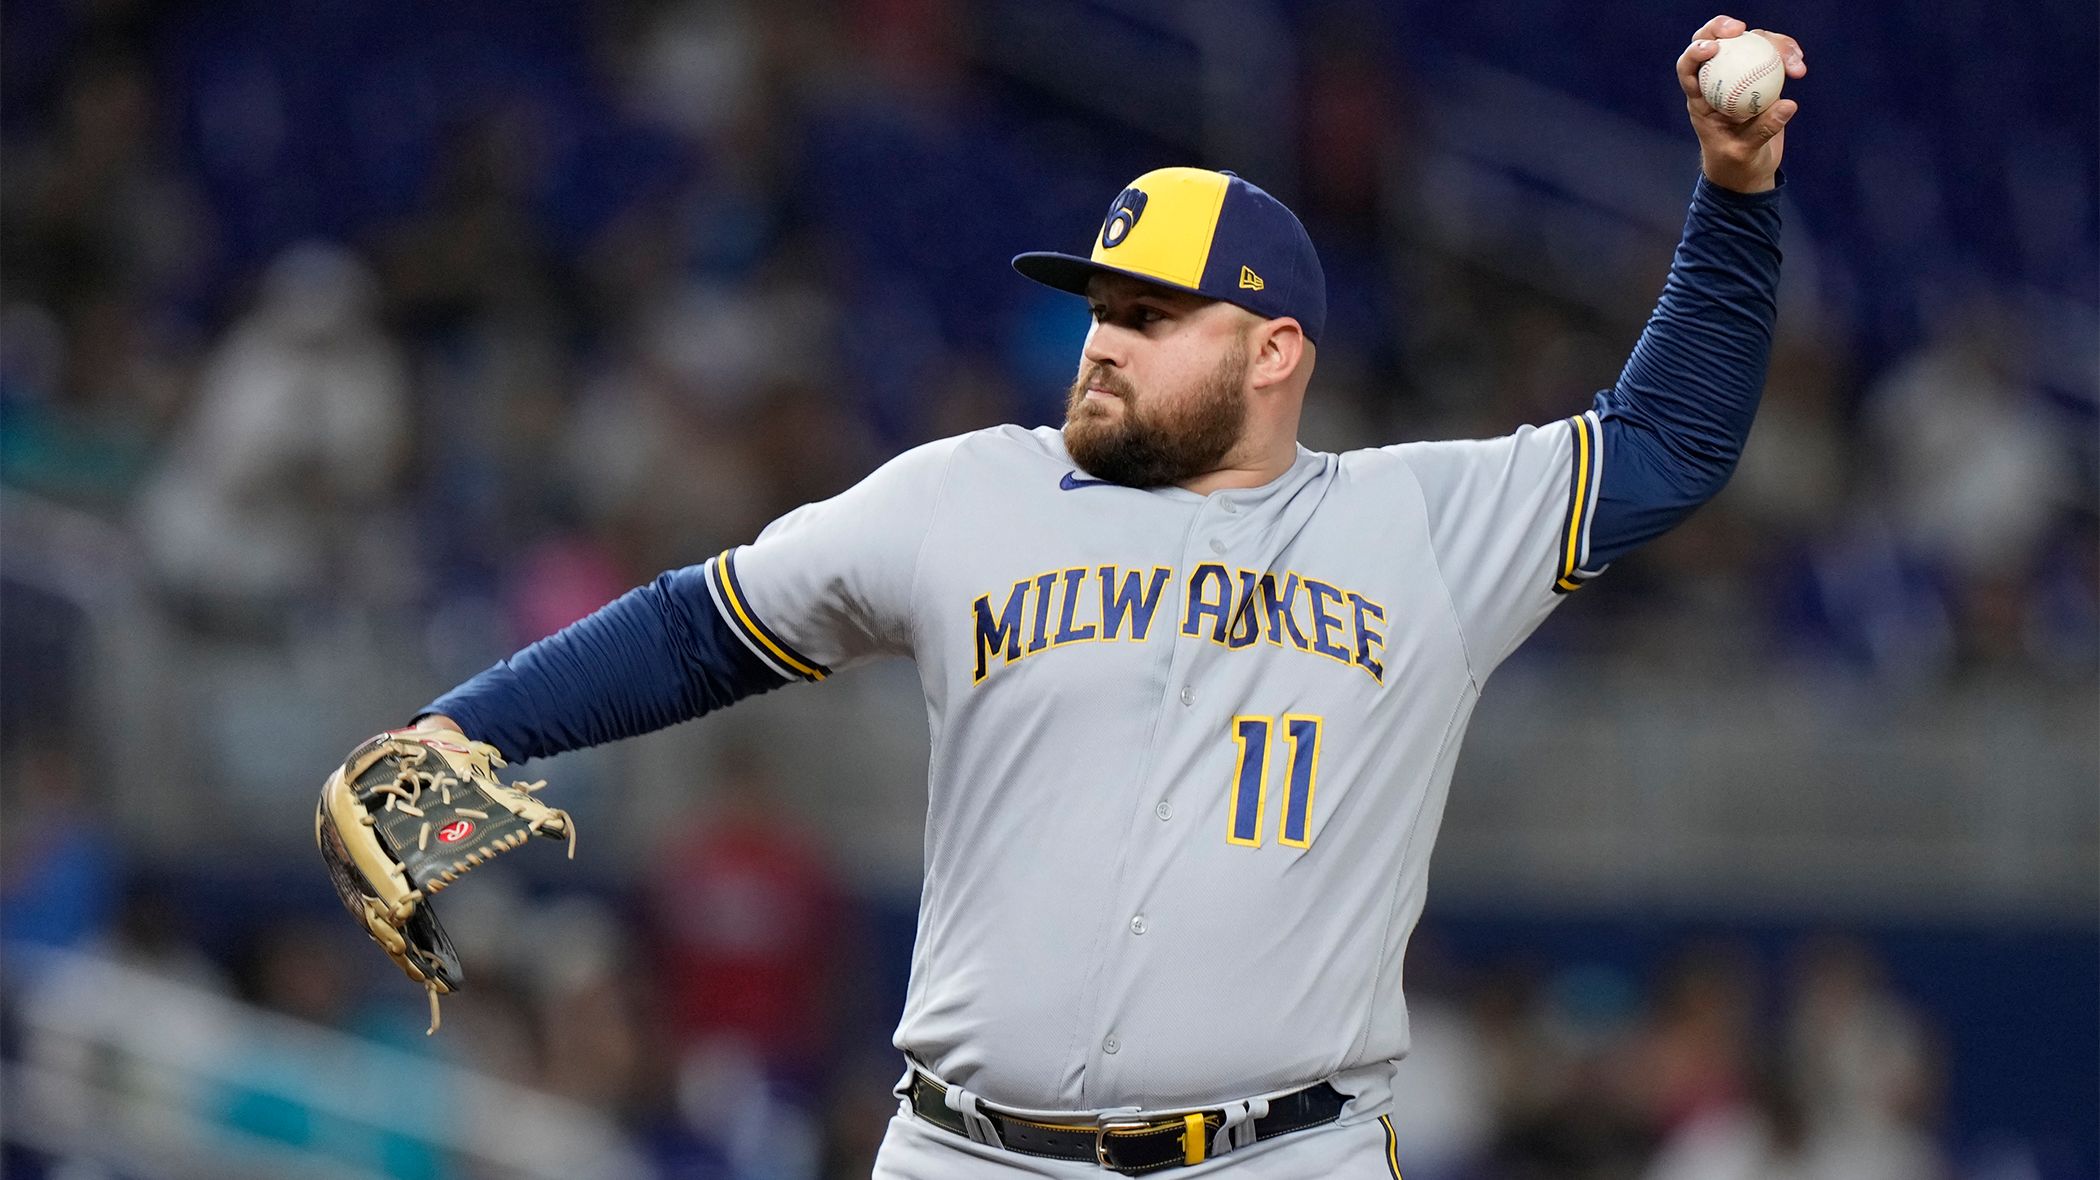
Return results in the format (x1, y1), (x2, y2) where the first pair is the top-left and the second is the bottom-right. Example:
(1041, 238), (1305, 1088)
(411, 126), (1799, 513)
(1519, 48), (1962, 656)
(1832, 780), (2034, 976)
(1061, 341), (1250, 488)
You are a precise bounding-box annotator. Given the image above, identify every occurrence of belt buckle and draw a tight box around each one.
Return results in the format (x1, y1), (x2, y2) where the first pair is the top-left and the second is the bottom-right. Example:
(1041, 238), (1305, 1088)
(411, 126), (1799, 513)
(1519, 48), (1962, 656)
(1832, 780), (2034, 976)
(1093, 1120), (1154, 1171)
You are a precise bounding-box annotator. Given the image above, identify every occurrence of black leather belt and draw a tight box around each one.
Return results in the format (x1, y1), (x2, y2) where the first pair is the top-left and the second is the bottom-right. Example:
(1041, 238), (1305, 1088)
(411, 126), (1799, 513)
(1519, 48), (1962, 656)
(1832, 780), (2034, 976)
(907, 1069), (1347, 1174)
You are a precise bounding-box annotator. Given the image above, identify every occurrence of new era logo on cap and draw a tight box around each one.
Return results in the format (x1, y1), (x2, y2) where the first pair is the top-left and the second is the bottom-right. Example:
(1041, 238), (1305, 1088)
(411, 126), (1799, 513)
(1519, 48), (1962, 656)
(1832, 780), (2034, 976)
(1011, 166), (1328, 344)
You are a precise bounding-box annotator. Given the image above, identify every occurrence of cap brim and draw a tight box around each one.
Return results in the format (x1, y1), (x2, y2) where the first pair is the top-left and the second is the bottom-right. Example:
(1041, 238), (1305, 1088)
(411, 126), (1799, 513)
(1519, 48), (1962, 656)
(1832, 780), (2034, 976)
(1011, 252), (1209, 301)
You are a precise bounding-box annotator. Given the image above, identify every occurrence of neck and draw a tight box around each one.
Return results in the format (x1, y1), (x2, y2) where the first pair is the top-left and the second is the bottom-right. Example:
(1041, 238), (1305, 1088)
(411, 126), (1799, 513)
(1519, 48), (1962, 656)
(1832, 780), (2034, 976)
(1176, 435), (1299, 495)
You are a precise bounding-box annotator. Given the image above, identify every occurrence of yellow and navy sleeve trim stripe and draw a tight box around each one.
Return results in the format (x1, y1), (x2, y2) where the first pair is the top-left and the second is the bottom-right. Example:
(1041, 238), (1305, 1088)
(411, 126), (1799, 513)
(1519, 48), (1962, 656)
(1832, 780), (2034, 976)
(703, 548), (830, 682)
(1552, 411), (1608, 595)
(1380, 1114), (1403, 1178)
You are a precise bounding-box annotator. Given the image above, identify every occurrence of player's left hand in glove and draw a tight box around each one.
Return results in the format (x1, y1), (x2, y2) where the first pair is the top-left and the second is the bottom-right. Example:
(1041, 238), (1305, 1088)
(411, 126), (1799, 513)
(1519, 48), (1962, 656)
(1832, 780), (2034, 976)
(314, 723), (575, 1033)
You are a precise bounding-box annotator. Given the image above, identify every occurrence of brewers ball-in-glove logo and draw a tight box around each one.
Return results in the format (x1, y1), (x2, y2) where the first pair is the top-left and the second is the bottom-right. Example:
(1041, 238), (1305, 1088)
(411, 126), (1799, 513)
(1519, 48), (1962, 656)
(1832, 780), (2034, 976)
(1100, 186), (1148, 248)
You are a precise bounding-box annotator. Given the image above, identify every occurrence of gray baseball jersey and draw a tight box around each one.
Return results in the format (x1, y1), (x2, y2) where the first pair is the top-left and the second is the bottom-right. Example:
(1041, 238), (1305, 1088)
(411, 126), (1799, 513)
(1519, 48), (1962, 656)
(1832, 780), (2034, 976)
(712, 414), (1602, 1115)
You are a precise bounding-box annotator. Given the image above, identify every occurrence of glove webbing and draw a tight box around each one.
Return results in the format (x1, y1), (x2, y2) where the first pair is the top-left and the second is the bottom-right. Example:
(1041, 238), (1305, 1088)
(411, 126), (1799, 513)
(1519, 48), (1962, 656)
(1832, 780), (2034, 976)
(362, 744), (577, 1032)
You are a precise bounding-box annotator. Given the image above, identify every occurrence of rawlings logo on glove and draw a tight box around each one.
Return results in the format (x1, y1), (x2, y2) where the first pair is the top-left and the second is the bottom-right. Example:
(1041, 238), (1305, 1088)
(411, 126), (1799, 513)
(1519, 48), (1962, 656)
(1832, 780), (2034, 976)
(314, 724), (575, 1033)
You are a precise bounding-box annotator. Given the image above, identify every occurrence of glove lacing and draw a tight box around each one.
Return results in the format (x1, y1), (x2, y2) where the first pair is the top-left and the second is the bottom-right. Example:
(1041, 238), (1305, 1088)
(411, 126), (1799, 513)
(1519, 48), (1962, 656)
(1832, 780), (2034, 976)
(361, 739), (579, 1033)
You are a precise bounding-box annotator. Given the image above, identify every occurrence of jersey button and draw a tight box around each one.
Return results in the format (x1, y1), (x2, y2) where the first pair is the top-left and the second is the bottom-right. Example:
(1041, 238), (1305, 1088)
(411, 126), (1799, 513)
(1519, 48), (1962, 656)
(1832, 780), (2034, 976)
(1103, 1036), (1121, 1055)
(1129, 915), (1147, 935)
(1155, 800), (1173, 821)
(1221, 501), (1240, 515)
(1179, 686), (1194, 707)
(1208, 537), (1226, 555)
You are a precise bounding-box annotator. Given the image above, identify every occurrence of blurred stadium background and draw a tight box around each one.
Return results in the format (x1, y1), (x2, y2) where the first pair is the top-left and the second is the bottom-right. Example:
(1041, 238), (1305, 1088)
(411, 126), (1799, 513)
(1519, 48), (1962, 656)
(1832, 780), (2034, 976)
(2, 0), (2095, 1177)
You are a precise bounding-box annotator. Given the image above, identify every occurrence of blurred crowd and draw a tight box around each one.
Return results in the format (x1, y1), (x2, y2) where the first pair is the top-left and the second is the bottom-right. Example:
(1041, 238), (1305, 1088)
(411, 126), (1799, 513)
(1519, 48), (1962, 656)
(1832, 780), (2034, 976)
(1, 0), (2093, 1178)
(1395, 937), (1950, 1180)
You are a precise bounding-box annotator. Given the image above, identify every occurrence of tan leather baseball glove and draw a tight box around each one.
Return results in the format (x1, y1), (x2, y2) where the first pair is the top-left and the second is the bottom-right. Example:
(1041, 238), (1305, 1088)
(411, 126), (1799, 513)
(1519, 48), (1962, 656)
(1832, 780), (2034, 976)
(314, 724), (575, 1033)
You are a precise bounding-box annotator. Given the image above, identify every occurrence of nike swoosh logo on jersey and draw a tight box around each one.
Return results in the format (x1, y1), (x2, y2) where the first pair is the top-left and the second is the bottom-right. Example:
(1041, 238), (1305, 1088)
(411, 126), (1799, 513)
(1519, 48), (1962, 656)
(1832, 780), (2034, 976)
(1060, 472), (1116, 490)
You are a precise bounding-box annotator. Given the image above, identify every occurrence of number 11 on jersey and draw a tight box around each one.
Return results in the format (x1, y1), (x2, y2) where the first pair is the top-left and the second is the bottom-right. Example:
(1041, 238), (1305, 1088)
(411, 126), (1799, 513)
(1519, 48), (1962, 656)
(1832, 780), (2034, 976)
(1227, 714), (1324, 849)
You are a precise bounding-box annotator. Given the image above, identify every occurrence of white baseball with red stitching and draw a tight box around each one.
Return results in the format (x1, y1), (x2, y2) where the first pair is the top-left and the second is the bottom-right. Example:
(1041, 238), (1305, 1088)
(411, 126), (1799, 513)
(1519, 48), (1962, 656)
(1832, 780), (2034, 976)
(1698, 32), (1784, 122)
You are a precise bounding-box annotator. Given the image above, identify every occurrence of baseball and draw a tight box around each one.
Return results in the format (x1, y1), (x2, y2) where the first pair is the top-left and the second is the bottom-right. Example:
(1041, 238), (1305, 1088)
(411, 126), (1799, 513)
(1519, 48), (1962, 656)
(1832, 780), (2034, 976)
(1698, 32), (1784, 121)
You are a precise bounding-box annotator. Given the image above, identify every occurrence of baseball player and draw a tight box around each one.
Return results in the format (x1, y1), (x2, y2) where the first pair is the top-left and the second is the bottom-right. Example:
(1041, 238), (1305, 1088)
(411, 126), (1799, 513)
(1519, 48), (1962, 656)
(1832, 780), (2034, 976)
(403, 18), (1804, 1176)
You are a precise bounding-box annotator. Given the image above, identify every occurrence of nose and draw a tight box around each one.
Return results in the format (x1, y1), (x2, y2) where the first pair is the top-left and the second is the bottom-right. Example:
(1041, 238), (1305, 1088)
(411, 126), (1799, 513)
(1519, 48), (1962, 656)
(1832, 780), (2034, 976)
(1081, 321), (1126, 371)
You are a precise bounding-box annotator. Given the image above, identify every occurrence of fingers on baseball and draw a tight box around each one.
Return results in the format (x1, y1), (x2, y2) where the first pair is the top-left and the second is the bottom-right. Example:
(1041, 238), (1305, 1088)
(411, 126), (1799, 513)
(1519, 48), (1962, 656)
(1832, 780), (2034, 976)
(1694, 14), (1744, 41)
(1678, 39), (1720, 101)
(1750, 29), (1809, 76)
(1743, 99), (1798, 145)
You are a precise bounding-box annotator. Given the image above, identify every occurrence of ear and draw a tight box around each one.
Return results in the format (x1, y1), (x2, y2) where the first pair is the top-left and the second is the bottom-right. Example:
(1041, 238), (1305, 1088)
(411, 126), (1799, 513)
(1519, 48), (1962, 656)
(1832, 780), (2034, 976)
(1247, 317), (1307, 392)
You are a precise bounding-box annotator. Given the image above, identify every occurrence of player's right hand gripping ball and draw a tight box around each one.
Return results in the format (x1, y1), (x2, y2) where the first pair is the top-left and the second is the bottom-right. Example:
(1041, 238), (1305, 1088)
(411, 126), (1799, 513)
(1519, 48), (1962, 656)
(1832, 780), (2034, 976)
(1698, 31), (1784, 121)
(314, 725), (575, 1033)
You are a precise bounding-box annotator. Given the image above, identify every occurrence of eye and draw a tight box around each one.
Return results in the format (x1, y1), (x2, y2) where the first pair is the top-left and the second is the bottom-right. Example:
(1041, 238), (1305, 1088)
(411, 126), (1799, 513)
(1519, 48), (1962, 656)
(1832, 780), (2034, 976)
(1087, 302), (1169, 327)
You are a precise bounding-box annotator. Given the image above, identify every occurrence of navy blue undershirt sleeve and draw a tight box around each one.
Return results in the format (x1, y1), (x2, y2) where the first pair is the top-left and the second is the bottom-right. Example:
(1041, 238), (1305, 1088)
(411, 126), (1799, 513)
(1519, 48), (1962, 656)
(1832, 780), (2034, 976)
(1586, 173), (1785, 567)
(419, 564), (788, 763)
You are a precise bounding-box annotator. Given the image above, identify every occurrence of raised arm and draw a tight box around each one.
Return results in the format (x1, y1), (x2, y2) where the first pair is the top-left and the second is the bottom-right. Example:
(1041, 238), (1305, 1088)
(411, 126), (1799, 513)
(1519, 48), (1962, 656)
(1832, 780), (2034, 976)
(1580, 15), (1807, 571)
(1394, 18), (1809, 673)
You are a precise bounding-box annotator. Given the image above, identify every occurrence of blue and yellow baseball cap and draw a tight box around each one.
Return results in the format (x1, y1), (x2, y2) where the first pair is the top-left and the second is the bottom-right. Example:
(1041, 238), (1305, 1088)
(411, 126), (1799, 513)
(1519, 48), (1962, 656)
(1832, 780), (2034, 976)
(1013, 167), (1327, 344)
